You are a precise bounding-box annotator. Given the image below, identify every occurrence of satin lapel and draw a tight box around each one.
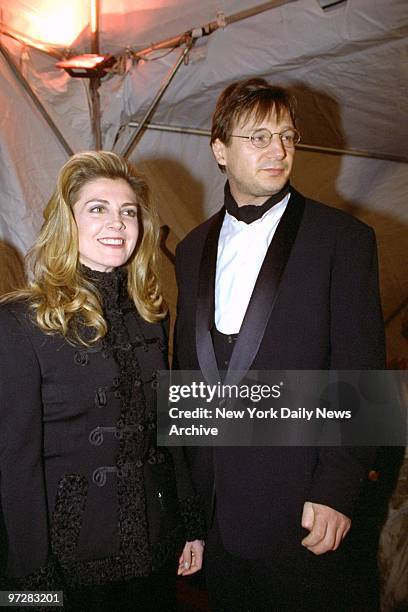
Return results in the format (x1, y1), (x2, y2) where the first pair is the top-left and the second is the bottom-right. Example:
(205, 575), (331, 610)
(224, 191), (306, 386)
(195, 209), (225, 385)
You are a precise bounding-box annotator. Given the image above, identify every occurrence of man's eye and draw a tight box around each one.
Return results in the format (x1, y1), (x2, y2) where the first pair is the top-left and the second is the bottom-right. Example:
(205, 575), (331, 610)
(281, 131), (295, 143)
(254, 135), (268, 144)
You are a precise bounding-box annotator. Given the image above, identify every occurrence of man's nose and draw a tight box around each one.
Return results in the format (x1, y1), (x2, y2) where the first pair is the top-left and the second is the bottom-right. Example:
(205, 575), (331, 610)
(265, 133), (286, 159)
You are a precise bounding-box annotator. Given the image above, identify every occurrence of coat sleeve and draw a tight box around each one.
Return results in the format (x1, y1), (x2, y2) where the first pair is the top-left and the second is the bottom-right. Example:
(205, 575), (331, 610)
(308, 221), (385, 517)
(0, 304), (61, 587)
(329, 221), (385, 370)
(170, 446), (206, 541)
(170, 247), (206, 540)
(172, 244), (184, 371)
(172, 240), (199, 372)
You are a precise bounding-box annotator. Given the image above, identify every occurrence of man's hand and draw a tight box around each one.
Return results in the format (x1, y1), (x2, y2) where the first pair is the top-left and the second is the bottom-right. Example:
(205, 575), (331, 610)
(177, 540), (205, 576)
(301, 501), (351, 555)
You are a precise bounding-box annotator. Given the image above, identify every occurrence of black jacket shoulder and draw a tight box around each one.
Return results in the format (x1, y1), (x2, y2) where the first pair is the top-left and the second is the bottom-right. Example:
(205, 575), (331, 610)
(176, 189), (375, 256)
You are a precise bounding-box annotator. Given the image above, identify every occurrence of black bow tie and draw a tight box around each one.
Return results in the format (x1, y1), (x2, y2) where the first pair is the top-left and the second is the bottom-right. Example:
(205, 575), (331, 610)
(224, 181), (291, 224)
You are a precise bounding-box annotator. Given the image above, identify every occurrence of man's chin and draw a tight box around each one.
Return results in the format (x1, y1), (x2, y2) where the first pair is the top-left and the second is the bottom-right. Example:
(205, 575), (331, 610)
(257, 181), (288, 197)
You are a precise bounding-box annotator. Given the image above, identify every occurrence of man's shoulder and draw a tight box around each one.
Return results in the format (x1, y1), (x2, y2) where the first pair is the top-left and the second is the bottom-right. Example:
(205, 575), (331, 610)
(176, 210), (223, 259)
(300, 192), (374, 236)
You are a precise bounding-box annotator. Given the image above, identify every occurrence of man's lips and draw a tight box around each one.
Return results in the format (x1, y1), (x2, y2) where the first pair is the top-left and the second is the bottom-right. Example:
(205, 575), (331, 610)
(260, 167), (285, 175)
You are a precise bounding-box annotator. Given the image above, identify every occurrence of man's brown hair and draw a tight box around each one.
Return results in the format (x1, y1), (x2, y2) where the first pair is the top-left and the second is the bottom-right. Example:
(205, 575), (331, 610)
(211, 78), (297, 146)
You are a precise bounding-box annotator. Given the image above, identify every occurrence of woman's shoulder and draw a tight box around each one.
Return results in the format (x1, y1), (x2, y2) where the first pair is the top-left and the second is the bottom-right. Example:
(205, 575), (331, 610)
(0, 297), (30, 321)
(0, 299), (41, 361)
(0, 298), (40, 341)
(0, 299), (70, 363)
(133, 308), (169, 337)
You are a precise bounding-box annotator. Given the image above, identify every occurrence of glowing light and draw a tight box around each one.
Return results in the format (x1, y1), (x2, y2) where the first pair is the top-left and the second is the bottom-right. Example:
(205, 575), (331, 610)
(58, 54), (105, 69)
(90, 0), (97, 34)
(10, 1), (89, 48)
(56, 54), (116, 78)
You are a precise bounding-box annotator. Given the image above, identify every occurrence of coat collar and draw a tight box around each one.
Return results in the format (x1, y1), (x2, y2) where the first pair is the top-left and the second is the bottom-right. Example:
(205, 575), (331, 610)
(195, 189), (305, 385)
(195, 208), (225, 385)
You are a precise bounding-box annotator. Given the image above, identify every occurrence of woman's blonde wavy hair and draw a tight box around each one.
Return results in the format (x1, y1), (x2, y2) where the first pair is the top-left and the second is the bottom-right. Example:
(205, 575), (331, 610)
(4, 151), (167, 345)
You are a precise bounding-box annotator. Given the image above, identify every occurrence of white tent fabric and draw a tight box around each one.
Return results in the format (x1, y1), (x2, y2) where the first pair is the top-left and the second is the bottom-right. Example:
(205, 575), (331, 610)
(0, 0), (407, 607)
(0, 13), (407, 344)
(0, 0), (407, 349)
(1, 0), (407, 356)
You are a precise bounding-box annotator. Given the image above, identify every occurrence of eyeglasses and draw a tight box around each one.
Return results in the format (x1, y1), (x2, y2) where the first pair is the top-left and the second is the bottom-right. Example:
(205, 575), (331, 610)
(230, 128), (300, 149)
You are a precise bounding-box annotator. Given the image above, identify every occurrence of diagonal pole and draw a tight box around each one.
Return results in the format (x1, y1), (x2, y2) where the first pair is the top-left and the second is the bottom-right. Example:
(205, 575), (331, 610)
(122, 41), (194, 159)
(0, 42), (73, 156)
(89, 0), (102, 150)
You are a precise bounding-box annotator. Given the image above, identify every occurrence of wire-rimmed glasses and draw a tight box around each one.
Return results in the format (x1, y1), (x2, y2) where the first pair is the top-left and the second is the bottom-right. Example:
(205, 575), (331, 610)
(231, 127), (300, 149)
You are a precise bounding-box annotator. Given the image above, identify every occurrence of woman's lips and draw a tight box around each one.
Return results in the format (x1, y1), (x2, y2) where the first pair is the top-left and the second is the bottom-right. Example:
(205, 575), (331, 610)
(97, 238), (125, 247)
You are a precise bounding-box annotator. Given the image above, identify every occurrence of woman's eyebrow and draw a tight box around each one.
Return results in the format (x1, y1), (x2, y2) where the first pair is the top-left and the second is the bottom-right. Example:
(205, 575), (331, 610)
(85, 198), (110, 205)
(84, 198), (137, 206)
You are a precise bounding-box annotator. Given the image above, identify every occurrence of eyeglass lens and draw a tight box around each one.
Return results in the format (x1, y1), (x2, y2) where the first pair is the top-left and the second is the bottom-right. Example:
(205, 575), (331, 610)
(251, 128), (299, 148)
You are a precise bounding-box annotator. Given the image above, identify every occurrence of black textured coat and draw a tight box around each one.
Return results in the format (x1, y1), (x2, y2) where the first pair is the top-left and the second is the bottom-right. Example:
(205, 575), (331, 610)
(0, 267), (203, 589)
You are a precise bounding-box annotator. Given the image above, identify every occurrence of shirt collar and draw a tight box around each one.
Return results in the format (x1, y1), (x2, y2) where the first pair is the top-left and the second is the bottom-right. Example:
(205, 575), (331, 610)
(224, 181), (291, 225)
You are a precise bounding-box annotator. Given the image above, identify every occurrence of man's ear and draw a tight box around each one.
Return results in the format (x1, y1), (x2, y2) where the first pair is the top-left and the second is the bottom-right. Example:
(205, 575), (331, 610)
(211, 139), (227, 168)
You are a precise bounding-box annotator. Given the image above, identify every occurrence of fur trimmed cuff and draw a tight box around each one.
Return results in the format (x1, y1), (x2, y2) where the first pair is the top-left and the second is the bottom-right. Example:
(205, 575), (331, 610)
(179, 494), (206, 541)
(2, 555), (63, 590)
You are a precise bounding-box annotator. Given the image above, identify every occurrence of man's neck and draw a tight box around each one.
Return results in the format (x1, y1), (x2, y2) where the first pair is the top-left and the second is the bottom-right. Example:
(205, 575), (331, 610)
(224, 181), (290, 224)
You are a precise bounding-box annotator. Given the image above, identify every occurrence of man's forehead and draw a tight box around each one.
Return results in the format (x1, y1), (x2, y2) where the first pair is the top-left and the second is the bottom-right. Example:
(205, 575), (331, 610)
(234, 108), (293, 131)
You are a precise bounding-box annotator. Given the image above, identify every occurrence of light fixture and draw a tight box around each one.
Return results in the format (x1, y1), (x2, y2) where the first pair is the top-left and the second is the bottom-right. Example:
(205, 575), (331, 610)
(56, 53), (115, 78)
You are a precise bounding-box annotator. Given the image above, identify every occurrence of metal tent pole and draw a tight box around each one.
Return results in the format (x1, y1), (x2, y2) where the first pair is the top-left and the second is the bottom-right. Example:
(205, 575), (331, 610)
(127, 122), (408, 164)
(132, 0), (297, 58)
(89, 0), (102, 150)
(0, 42), (73, 156)
(122, 41), (194, 159)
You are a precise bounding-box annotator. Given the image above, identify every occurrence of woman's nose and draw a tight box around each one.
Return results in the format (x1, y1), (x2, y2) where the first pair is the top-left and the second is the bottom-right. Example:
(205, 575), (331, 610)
(106, 214), (125, 230)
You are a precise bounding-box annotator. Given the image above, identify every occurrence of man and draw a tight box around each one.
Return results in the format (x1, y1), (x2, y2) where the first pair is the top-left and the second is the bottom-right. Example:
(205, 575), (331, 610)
(174, 79), (385, 611)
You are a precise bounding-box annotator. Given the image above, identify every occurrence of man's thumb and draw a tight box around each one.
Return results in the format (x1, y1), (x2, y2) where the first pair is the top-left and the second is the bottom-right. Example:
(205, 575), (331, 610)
(301, 501), (315, 531)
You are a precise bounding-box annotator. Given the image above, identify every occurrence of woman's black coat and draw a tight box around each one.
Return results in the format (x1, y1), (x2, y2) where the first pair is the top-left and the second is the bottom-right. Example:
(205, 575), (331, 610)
(0, 268), (203, 589)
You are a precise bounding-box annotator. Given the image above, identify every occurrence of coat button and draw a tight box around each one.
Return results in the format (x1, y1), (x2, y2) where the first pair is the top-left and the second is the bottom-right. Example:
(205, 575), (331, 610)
(74, 351), (88, 366)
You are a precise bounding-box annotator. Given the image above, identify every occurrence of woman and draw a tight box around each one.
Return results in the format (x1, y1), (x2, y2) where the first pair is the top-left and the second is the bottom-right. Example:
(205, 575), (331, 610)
(0, 151), (204, 611)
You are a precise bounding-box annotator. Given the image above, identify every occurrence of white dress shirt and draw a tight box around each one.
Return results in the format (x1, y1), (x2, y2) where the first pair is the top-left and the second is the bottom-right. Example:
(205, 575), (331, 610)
(215, 193), (290, 334)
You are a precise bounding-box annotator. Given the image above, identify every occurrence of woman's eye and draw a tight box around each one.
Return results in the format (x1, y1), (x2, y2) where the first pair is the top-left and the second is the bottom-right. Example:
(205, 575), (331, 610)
(90, 205), (104, 213)
(123, 208), (137, 218)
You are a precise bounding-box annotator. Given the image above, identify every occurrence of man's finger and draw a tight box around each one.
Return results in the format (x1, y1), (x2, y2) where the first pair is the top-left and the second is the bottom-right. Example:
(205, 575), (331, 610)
(301, 501), (314, 530)
(303, 521), (337, 554)
(301, 502), (351, 555)
(301, 512), (328, 547)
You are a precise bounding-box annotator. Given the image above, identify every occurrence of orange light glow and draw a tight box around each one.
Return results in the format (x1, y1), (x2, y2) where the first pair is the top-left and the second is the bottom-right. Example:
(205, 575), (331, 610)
(11, 0), (89, 48)
(90, 0), (97, 34)
(57, 54), (106, 69)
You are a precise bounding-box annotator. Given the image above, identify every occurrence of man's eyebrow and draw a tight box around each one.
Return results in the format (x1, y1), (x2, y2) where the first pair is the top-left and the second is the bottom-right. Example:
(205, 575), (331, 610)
(252, 124), (295, 131)
(237, 122), (295, 133)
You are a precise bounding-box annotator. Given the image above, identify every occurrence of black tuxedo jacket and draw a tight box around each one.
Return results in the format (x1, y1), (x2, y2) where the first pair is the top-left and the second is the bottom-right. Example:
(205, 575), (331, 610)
(174, 188), (385, 559)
